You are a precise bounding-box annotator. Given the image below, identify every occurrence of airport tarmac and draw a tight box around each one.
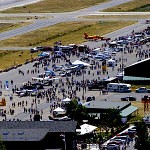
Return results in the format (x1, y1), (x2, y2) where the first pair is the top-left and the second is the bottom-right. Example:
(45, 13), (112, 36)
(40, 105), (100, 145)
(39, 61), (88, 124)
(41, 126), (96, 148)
(0, 24), (149, 122)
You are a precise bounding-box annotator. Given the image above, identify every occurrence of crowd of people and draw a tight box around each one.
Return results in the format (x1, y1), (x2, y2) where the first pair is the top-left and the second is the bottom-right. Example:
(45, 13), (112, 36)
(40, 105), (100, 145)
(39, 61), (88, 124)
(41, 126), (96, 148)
(0, 26), (149, 121)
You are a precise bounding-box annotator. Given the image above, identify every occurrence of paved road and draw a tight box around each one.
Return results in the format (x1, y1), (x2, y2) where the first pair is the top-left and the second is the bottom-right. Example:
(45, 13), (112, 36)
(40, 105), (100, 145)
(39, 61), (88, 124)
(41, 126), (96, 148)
(0, 0), (42, 11)
(0, 0), (133, 41)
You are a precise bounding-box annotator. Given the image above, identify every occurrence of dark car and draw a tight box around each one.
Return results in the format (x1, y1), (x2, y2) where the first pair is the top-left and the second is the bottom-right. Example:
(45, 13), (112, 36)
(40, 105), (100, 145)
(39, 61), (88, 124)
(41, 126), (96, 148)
(88, 81), (104, 90)
(86, 96), (95, 102)
(30, 47), (38, 53)
(121, 96), (136, 101)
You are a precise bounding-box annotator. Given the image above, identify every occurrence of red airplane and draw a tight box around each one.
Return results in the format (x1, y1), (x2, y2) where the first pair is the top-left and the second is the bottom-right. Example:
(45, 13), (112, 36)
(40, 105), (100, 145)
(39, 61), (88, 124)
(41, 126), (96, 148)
(84, 33), (111, 41)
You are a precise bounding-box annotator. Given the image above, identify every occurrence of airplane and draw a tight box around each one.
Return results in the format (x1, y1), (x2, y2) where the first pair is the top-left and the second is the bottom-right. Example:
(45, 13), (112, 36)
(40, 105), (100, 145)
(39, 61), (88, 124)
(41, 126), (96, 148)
(32, 76), (60, 82)
(84, 33), (111, 41)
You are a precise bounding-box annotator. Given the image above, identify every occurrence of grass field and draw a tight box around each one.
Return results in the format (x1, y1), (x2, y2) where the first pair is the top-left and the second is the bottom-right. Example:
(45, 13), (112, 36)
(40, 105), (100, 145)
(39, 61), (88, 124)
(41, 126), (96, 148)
(81, 15), (150, 20)
(0, 21), (136, 70)
(1, 0), (149, 13)
(1, 0), (108, 13)
(0, 22), (30, 33)
(0, 16), (47, 20)
(0, 50), (38, 70)
(103, 0), (150, 12)
(0, 21), (136, 48)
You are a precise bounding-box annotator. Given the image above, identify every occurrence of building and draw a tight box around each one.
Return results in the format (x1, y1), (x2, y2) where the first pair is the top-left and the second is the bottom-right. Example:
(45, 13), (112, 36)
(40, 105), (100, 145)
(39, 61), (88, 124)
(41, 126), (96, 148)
(123, 58), (150, 84)
(83, 101), (138, 122)
(0, 121), (78, 150)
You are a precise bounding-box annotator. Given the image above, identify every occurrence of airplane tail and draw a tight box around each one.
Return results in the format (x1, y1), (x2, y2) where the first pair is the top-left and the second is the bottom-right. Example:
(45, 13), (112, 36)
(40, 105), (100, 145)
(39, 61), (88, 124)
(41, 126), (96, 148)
(84, 33), (88, 38)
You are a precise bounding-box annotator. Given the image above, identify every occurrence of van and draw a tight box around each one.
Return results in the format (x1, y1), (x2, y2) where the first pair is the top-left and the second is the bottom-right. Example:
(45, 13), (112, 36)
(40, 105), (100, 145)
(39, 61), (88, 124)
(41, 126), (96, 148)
(107, 83), (131, 93)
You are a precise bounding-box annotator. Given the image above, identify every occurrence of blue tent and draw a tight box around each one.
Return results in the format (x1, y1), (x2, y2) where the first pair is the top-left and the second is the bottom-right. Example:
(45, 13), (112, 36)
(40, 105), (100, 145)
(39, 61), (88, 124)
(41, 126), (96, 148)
(45, 69), (55, 76)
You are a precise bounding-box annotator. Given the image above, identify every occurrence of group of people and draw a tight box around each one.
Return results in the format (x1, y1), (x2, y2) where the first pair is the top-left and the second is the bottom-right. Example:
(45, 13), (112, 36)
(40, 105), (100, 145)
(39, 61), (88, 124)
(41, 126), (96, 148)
(0, 26), (149, 121)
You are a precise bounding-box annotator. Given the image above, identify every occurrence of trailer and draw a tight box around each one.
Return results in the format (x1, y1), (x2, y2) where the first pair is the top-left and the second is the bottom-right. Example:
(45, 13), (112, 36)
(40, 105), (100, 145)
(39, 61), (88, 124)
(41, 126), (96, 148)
(107, 83), (131, 92)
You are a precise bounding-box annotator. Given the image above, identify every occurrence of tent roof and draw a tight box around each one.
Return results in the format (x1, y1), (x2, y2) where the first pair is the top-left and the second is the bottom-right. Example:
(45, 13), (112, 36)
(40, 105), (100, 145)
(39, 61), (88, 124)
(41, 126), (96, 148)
(126, 58), (150, 68)
(53, 107), (65, 112)
(80, 123), (97, 135)
(72, 60), (91, 66)
(123, 76), (150, 81)
(108, 59), (115, 62)
(62, 98), (71, 102)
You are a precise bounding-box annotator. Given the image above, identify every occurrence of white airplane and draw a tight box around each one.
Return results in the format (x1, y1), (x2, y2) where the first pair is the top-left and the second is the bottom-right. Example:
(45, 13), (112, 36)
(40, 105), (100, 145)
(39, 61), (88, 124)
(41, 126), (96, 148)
(32, 76), (60, 82)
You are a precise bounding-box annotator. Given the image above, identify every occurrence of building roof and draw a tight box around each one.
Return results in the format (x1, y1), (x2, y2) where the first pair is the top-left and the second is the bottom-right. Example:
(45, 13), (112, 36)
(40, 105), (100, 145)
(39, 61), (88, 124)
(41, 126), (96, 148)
(0, 121), (77, 141)
(83, 101), (130, 110)
(125, 58), (150, 68)
(120, 105), (138, 117)
(123, 76), (150, 81)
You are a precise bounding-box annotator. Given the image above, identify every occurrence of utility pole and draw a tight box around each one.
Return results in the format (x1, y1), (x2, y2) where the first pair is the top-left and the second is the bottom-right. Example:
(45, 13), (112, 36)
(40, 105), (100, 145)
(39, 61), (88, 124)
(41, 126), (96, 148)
(82, 69), (84, 101)
(121, 49), (124, 71)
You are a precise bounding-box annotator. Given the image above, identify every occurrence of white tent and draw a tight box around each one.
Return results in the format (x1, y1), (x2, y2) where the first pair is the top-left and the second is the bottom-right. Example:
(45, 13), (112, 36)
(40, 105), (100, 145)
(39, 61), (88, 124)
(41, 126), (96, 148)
(62, 97), (71, 103)
(107, 59), (116, 67)
(108, 59), (115, 63)
(53, 107), (65, 112)
(80, 123), (97, 135)
(72, 60), (91, 67)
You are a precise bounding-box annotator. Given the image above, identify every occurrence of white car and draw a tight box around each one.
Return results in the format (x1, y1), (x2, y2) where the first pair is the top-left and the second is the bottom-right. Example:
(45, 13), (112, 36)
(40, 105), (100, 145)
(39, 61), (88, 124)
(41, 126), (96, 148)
(135, 87), (150, 93)
(30, 47), (38, 53)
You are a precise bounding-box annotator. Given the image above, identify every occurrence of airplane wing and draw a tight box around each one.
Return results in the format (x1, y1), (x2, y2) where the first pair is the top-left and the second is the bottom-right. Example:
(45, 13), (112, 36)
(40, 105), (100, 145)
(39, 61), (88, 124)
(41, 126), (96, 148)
(32, 77), (45, 81)
(32, 76), (60, 81)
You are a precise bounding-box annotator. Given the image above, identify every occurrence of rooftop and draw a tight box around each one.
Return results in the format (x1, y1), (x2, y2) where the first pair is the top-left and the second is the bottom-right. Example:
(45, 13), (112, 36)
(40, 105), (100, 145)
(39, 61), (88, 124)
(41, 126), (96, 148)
(83, 101), (130, 110)
(0, 121), (77, 141)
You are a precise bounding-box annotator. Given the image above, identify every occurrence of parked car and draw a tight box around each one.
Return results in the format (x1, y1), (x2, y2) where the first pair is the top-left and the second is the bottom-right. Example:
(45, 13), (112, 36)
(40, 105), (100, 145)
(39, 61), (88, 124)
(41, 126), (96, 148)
(88, 82), (104, 90)
(30, 47), (38, 53)
(86, 96), (95, 102)
(36, 46), (45, 51)
(135, 87), (150, 93)
(121, 96), (136, 101)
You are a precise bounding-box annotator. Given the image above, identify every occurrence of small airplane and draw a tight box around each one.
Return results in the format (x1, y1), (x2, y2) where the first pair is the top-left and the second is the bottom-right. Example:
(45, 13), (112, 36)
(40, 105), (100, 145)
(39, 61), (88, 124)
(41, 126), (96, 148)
(32, 76), (59, 82)
(84, 33), (111, 41)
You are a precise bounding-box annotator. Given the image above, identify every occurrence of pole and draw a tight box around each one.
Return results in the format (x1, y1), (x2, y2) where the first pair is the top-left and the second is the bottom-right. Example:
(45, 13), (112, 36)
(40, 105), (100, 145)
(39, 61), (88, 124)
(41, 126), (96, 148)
(82, 69), (84, 100)
(121, 49), (124, 71)
(64, 132), (66, 150)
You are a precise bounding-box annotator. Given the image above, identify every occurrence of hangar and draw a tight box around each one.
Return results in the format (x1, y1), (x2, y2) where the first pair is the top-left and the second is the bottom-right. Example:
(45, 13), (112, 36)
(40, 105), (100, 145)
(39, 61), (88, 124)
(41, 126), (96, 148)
(123, 58), (150, 84)
(83, 101), (138, 122)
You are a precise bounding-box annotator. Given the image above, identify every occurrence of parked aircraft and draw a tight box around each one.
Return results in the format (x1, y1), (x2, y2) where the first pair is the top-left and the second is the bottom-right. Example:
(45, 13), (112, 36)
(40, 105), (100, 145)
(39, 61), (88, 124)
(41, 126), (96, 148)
(32, 76), (60, 84)
(84, 33), (111, 41)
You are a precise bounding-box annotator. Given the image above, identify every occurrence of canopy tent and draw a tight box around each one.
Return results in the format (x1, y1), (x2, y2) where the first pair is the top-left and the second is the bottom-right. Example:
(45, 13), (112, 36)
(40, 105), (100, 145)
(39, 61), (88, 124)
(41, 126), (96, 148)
(53, 107), (66, 116)
(62, 98), (71, 103)
(72, 60), (91, 67)
(108, 59), (115, 63)
(79, 123), (97, 135)
(53, 107), (65, 112)
(45, 69), (55, 76)
(107, 59), (116, 67)
(38, 52), (50, 57)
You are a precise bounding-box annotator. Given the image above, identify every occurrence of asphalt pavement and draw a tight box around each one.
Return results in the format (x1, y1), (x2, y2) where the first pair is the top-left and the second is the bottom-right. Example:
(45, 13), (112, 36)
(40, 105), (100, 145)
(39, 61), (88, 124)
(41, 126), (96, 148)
(0, 0), (135, 41)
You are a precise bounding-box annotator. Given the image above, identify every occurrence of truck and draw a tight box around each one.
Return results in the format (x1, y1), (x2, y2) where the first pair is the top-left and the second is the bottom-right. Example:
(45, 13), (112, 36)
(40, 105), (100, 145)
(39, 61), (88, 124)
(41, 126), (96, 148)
(107, 83), (131, 93)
